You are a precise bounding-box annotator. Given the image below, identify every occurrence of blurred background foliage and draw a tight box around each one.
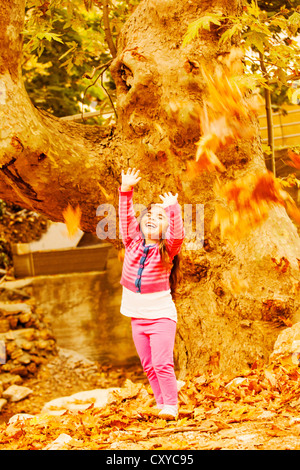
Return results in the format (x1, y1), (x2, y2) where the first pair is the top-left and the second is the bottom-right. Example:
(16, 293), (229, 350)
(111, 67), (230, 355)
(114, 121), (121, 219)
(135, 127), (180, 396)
(22, 0), (140, 122)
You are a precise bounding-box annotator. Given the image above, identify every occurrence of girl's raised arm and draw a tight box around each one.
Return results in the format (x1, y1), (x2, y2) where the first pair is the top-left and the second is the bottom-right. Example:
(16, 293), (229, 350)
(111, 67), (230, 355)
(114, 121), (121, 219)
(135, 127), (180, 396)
(159, 192), (185, 258)
(119, 168), (141, 248)
(121, 168), (141, 192)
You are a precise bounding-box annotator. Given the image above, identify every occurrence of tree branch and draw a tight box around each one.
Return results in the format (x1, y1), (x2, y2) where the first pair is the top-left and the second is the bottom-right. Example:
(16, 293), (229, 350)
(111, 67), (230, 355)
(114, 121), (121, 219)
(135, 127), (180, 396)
(259, 52), (276, 177)
(82, 59), (117, 119)
(97, 0), (117, 58)
(0, 0), (120, 237)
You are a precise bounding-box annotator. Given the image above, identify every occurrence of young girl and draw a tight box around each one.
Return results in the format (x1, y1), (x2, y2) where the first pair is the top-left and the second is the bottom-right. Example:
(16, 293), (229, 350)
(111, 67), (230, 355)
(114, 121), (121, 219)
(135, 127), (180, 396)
(118, 168), (185, 420)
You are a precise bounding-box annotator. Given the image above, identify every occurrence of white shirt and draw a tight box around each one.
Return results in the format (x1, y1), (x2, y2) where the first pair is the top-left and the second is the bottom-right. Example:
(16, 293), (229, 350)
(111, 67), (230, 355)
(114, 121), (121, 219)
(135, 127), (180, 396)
(120, 286), (177, 322)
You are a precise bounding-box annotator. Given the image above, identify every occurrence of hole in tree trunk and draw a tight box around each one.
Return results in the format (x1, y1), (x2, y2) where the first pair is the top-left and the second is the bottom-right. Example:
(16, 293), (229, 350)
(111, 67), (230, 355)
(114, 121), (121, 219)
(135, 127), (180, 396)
(120, 63), (133, 93)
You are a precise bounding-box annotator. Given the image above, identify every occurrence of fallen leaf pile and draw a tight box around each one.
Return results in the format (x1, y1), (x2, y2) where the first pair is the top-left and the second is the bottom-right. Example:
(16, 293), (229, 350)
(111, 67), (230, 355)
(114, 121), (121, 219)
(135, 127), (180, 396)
(1, 360), (300, 450)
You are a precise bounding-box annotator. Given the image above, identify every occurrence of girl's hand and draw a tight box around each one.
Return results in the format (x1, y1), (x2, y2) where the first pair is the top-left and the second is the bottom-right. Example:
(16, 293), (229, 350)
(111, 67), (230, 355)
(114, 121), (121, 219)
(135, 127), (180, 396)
(159, 192), (178, 208)
(121, 168), (141, 191)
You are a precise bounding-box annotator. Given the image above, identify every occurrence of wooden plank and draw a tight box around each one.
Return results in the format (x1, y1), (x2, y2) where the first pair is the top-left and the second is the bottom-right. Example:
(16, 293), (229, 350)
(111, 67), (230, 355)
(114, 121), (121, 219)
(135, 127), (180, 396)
(258, 104), (300, 147)
(13, 244), (111, 278)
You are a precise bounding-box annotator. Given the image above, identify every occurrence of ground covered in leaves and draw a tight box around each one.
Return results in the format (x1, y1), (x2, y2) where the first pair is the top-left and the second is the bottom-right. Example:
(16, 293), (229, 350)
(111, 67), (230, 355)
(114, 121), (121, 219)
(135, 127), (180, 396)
(1, 351), (300, 450)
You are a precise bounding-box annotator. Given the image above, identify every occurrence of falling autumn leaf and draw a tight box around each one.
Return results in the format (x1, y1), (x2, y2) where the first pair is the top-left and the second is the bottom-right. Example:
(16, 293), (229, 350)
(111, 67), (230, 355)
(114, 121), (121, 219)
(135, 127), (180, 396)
(187, 48), (263, 176)
(62, 204), (82, 237)
(286, 149), (300, 170)
(211, 170), (300, 244)
(285, 199), (300, 225)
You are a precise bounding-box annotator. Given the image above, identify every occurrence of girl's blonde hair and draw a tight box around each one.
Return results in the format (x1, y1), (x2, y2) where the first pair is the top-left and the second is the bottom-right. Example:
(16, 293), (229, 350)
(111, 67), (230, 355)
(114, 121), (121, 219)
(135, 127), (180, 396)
(139, 203), (182, 294)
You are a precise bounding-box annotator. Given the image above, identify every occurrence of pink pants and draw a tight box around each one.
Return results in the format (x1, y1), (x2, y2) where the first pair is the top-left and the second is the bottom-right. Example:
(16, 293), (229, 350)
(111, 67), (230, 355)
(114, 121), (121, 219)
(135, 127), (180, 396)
(131, 318), (178, 406)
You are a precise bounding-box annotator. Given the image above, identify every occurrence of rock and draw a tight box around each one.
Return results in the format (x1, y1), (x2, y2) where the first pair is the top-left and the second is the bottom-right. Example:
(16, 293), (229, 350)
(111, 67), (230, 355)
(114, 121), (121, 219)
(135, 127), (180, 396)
(269, 322), (300, 365)
(0, 398), (7, 411)
(0, 318), (10, 333)
(1, 279), (32, 291)
(43, 433), (73, 450)
(20, 339), (33, 351)
(18, 312), (32, 324)
(36, 339), (49, 350)
(41, 388), (120, 415)
(10, 365), (29, 377)
(18, 353), (32, 365)
(26, 362), (37, 374)
(1, 328), (36, 342)
(0, 283), (57, 394)
(0, 302), (31, 315)
(3, 384), (33, 402)
(58, 348), (95, 367)
(0, 372), (23, 387)
(10, 348), (24, 361)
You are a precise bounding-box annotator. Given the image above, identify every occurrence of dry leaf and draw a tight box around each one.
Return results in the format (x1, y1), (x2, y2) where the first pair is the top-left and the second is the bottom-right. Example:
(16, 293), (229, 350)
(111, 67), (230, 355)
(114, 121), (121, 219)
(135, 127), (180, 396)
(187, 50), (262, 175)
(286, 149), (300, 170)
(2, 361), (300, 450)
(211, 170), (300, 244)
(264, 369), (277, 388)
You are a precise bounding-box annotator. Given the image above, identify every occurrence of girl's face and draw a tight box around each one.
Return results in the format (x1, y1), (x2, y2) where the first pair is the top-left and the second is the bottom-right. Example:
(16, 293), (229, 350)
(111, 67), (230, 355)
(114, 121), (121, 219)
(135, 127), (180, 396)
(140, 204), (169, 242)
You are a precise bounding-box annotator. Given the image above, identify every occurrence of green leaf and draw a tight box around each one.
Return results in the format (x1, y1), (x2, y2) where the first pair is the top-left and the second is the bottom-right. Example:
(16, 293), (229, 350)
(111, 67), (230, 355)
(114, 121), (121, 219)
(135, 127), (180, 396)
(36, 32), (64, 44)
(220, 23), (243, 44)
(182, 14), (222, 47)
(59, 43), (77, 61)
(291, 88), (300, 105)
(247, 0), (261, 19)
(287, 11), (300, 35)
(262, 144), (272, 155)
(244, 31), (268, 54)
(288, 11), (300, 27)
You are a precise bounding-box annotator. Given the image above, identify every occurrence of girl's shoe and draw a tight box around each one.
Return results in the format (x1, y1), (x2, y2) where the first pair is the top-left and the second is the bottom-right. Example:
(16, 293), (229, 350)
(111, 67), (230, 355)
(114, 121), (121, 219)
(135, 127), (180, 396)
(158, 405), (178, 420)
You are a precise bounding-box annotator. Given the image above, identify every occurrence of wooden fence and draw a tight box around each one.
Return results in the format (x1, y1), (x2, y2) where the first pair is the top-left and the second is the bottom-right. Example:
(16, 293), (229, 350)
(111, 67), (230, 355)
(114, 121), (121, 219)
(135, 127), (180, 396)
(258, 104), (300, 148)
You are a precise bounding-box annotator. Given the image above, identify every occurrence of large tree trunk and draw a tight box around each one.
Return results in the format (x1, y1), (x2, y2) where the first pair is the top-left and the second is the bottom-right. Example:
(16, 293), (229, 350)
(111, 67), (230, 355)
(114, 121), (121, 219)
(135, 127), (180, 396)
(1, 0), (300, 376)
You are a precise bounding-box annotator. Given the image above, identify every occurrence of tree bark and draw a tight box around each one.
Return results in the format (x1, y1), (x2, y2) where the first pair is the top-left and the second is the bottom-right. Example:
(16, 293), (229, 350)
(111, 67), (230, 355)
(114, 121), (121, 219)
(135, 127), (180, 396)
(0, 0), (123, 235)
(1, 0), (300, 375)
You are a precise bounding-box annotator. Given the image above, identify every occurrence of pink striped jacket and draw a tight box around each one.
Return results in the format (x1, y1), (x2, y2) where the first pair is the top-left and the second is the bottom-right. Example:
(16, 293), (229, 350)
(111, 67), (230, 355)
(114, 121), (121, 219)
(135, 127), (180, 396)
(119, 187), (185, 294)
